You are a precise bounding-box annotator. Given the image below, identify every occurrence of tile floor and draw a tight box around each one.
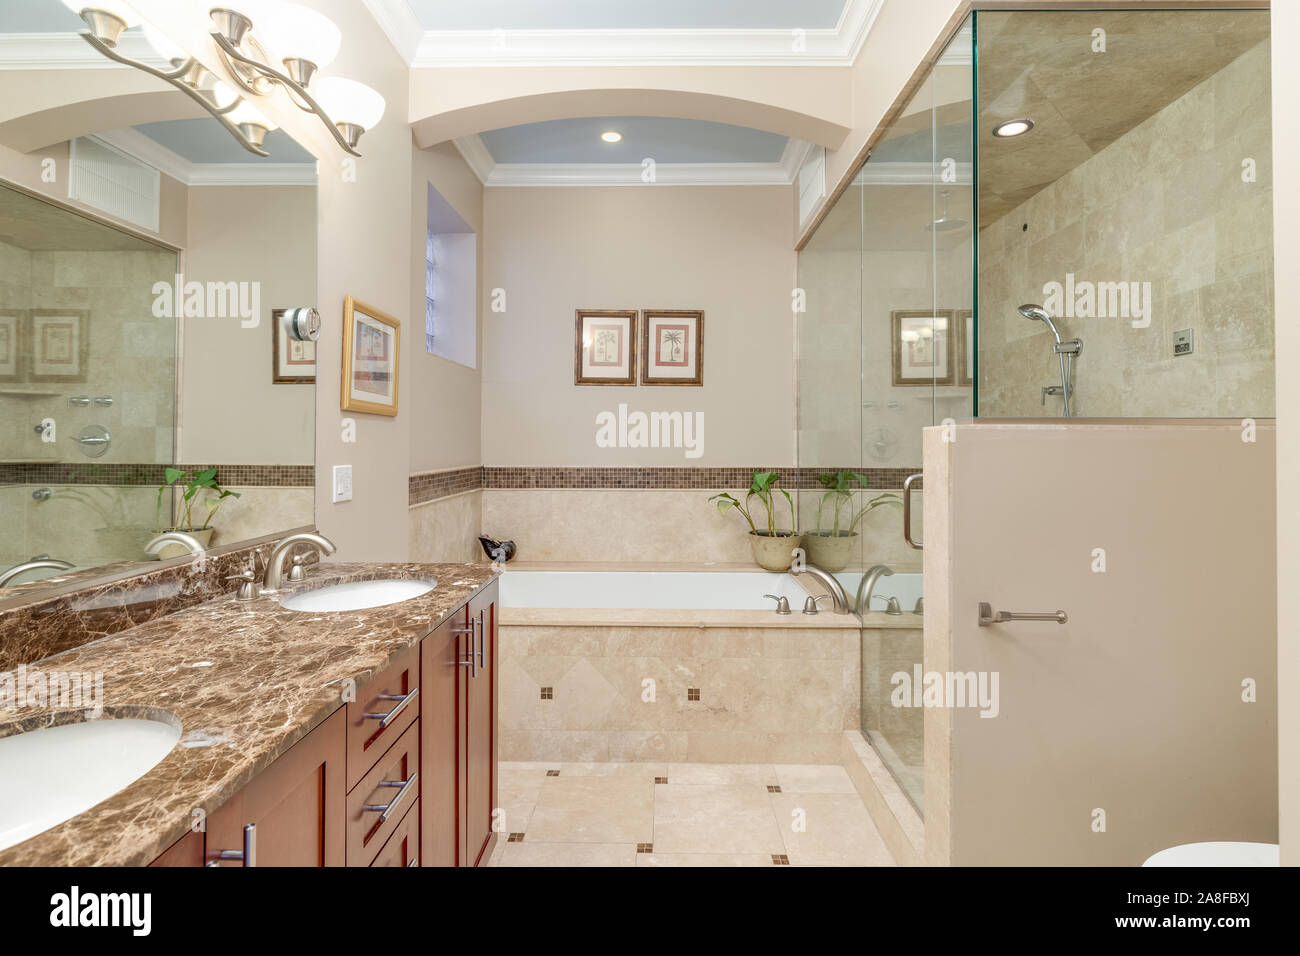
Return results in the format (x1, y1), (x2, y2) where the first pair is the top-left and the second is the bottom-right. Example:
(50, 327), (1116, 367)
(488, 761), (896, 867)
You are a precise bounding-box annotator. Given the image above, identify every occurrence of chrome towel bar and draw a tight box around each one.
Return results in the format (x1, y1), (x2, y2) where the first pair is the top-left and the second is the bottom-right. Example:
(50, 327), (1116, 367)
(978, 602), (1068, 626)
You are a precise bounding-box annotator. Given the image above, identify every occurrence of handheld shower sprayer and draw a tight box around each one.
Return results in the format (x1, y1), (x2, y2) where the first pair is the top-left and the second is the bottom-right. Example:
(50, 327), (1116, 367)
(1018, 303), (1082, 417)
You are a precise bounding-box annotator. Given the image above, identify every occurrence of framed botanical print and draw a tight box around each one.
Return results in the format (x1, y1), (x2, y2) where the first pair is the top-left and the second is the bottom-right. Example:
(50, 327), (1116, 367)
(0, 311), (20, 382)
(29, 309), (89, 382)
(641, 309), (703, 386)
(956, 309), (974, 387)
(272, 308), (317, 384)
(575, 309), (637, 385)
(341, 295), (400, 416)
(891, 309), (954, 387)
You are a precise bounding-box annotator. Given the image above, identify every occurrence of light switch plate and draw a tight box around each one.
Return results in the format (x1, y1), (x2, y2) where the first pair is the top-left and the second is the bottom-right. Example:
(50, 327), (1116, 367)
(332, 464), (353, 503)
(1173, 328), (1194, 357)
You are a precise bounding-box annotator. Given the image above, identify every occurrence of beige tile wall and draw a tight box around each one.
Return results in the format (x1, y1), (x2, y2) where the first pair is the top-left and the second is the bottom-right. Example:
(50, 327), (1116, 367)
(409, 490), (483, 564)
(978, 41), (1274, 418)
(500, 623), (860, 764)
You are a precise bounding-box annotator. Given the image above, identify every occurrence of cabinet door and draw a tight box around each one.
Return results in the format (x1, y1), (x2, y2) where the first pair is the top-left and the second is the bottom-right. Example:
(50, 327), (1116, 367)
(420, 609), (470, 867)
(149, 829), (204, 867)
(206, 708), (346, 866)
(464, 582), (498, 866)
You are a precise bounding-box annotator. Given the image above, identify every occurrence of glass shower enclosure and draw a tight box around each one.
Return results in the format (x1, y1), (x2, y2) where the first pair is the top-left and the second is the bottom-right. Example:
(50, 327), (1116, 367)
(796, 20), (975, 813)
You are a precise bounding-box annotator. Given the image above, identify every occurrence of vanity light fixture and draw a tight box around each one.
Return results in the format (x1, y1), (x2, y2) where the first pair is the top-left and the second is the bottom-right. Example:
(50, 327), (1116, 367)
(992, 118), (1035, 138)
(600, 130), (623, 143)
(60, 1), (385, 157)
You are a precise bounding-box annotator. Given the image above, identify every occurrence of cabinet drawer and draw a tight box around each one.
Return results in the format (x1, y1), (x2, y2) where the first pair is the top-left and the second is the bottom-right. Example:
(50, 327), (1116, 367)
(346, 720), (420, 866)
(370, 800), (420, 867)
(346, 645), (419, 789)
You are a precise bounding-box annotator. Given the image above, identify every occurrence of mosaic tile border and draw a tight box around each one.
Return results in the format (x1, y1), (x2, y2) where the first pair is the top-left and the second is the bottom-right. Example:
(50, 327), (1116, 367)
(409, 466), (919, 503)
(0, 463), (315, 487)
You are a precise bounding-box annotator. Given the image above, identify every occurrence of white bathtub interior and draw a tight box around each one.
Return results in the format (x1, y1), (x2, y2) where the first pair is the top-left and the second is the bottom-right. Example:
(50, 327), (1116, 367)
(498, 570), (812, 610)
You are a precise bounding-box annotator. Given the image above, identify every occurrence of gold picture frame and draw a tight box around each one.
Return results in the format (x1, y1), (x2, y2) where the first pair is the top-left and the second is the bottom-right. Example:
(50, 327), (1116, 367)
(341, 295), (400, 416)
(575, 309), (638, 385)
(272, 307), (317, 385)
(891, 309), (954, 387)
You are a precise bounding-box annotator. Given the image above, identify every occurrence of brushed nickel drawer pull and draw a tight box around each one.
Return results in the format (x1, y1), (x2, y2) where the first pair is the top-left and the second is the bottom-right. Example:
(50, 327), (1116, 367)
(206, 823), (256, 867)
(405, 858), (418, 867)
(475, 611), (485, 670)
(364, 686), (419, 728)
(978, 602), (1068, 626)
(363, 771), (418, 822)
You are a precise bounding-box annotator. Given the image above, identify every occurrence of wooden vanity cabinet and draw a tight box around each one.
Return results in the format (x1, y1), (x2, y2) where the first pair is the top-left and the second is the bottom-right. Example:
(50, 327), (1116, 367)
(420, 579), (499, 867)
(205, 708), (347, 866)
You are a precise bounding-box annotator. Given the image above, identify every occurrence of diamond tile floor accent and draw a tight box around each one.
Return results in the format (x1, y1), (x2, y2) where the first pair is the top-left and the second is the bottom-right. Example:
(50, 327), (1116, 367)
(488, 762), (895, 868)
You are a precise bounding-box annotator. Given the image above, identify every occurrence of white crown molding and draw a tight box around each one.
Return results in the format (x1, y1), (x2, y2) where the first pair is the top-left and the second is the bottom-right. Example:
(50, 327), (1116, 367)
(411, 0), (885, 68)
(0, 32), (166, 69)
(453, 132), (800, 187)
(360, 0), (424, 65)
(484, 162), (793, 187)
(92, 128), (317, 186)
(452, 135), (496, 184)
(855, 161), (973, 185)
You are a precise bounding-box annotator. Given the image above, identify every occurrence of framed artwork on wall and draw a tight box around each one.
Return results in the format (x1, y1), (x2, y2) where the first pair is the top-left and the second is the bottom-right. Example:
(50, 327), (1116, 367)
(272, 307), (317, 384)
(0, 311), (20, 382)
(29, 309), (89, 383)
(641, 309), (704, 386)
(956, 308), (974, 387)
(891, 309), (954, 387)
(341, 295), (400, 416)
(575, 309), (637, 385)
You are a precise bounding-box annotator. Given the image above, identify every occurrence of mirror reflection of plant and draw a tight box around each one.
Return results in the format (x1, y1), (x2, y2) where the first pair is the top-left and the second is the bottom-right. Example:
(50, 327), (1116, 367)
(709, 470), (795, 535)
(814, 470), (901, 535)
(156, 467), (240, 532)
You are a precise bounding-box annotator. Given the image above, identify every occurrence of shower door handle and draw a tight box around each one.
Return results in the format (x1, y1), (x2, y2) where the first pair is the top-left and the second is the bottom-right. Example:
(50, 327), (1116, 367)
(902, 473), (922, 550)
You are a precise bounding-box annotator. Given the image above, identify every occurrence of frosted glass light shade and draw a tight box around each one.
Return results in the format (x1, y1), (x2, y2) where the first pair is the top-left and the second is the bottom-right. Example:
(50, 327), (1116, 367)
(142, 23), (184, 62)
(229, 100), (278, 132)
(261, 3), (341, 69)
(61, 0), (140, 27)
(314, 77), (385, 131)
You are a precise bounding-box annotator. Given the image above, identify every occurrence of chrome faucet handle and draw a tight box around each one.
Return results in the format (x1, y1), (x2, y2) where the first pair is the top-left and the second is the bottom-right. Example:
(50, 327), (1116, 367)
(802, 595), (830, 615)
(762, 594), (792, 615)
(225, 569), (260, 602)
(870, 595), (903, 615)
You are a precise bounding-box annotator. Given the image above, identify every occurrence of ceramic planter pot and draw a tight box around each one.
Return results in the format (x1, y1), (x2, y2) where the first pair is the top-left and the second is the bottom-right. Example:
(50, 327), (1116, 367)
(749, 530), (803, 572)
(802, 531), (858, 572)
(151, 527), (214, 560)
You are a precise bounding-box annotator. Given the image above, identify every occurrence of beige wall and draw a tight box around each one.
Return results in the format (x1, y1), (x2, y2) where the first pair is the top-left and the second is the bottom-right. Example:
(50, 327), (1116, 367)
(409, 143), (484, 474)
(927, 422), (1277, 865)
(979, 41), (1274, 418)
(181, 184), (316, 464)
(1272, 0), (1298, 868)
(482, 185), (795, 466)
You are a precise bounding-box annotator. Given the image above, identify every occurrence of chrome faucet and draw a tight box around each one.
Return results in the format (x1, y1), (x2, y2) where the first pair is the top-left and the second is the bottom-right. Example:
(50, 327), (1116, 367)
(263, 532), (336, 591)
(855, 564), (894, 614)
(145, 531), (206, 557)
(0, 558), (74, 587)
(790, 562), (850, 614)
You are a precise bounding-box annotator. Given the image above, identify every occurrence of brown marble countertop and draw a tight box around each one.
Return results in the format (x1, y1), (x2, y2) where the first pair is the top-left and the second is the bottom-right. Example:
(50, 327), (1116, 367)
(0, 561), (498, 867)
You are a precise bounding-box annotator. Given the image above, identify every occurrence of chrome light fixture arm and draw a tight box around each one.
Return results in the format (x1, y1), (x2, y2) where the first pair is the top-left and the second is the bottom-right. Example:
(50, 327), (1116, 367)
(78, 34), (269, 157)
(210, 32), (361, 157)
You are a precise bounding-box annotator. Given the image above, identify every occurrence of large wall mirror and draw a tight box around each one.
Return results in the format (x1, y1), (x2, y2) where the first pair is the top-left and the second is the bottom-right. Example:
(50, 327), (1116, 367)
(0, 0), (317, 599)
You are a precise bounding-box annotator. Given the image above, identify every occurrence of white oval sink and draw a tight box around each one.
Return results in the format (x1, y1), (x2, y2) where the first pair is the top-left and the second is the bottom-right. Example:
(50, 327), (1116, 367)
(279, 578), (436, 613)
(0, 717), (181, 851)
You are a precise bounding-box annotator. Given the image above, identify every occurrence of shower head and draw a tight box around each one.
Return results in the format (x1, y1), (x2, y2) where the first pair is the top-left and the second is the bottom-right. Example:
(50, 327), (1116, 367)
(1018, 303), (1064, 345)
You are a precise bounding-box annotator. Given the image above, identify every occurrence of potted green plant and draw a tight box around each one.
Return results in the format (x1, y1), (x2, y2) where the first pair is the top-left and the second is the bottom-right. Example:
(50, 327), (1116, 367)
(803, 471), (901, 571)
(153, 467), (240, 559)
(709, 471), (802, 571)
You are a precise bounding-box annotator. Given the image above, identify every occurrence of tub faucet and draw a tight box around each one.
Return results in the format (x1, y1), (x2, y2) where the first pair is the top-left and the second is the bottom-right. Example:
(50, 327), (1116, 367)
(145, 531), (206, 557)
(855, 564), (894, 615)
(263, 532), (337, 591)
(791, 562), (850, 614)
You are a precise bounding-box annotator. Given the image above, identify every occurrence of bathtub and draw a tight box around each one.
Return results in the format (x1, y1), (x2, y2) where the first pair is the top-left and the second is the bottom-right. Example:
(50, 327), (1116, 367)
(833, 570), (924, 612)
(498, 569), (812, 611)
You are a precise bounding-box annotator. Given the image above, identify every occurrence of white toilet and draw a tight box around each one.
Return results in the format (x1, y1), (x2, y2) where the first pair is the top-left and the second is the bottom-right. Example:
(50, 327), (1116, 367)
(1142, 842), (1279, 866)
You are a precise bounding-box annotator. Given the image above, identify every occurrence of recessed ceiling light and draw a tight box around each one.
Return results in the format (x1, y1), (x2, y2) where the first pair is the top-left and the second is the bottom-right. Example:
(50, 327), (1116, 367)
(992, 118), (1034, 138)
(600, 130), (622, 143)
